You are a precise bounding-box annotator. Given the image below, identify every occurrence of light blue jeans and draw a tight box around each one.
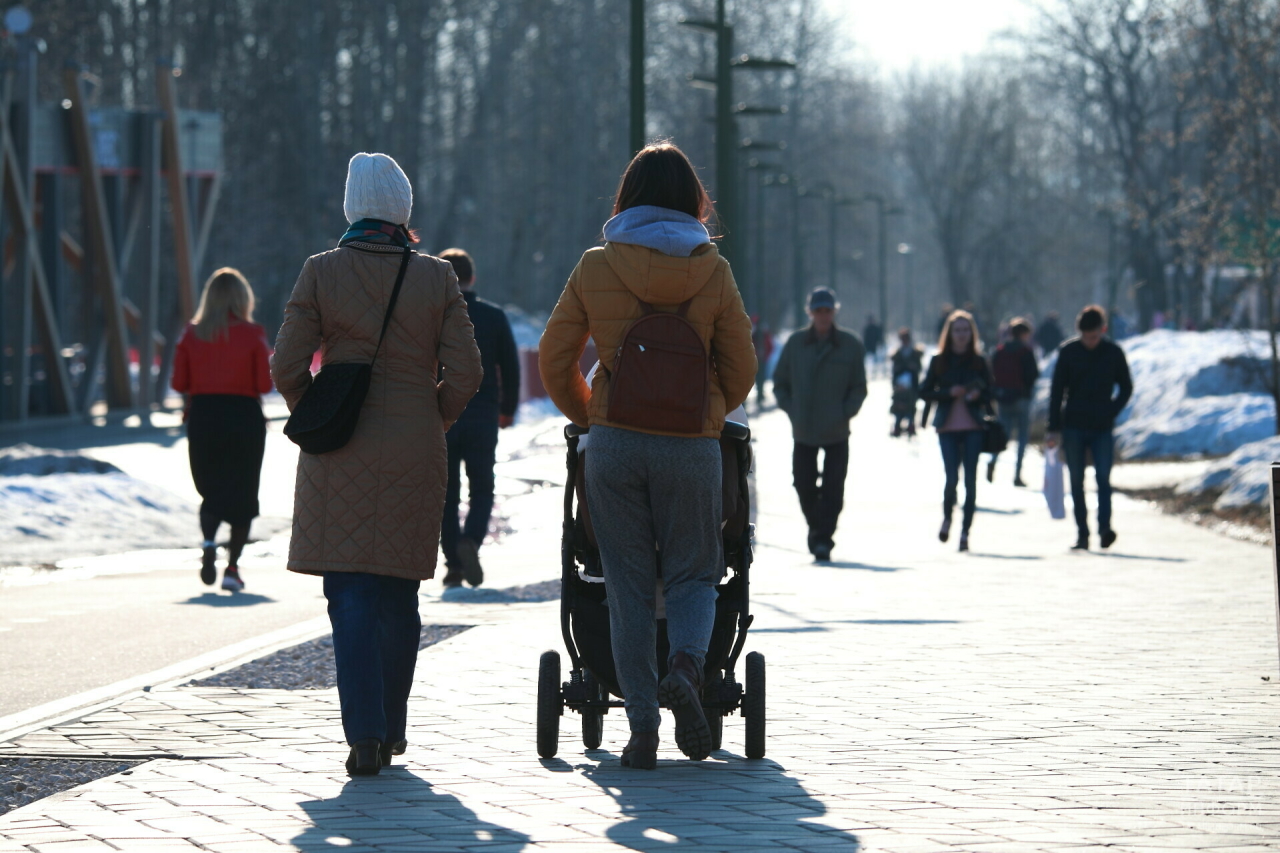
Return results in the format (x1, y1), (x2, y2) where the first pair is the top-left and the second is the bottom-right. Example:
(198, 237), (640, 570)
(584, 425), (722, 733)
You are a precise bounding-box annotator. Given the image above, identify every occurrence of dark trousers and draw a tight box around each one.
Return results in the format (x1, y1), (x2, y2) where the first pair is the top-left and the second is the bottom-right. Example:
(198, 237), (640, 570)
(1063, 427), (1115, 537)
(792, 440), (850, 550)
(939, 429), (983, 532)
(324, 572), (421, 746)
(995, 398), (1031, 477)
(442, 419), (499, 569)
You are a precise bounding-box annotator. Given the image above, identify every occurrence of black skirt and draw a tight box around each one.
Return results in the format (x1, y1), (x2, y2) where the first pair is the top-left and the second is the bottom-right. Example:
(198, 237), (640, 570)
(186, 394), (267, 526)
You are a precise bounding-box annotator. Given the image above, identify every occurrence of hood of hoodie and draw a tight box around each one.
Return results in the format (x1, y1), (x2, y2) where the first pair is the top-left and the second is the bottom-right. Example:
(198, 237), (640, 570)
(603, 205), (711, 258)
(603, 240), (722, 305)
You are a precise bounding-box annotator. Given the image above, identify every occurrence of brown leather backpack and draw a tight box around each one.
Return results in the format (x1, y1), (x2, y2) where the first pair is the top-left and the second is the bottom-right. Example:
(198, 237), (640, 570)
(606, 297), (710, 434)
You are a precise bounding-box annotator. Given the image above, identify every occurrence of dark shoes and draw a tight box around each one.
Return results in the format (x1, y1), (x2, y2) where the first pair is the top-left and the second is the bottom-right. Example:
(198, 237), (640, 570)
(813, 543), (832, 563)
(658, 652), (712, 761)
(958, 532), (969, 552)
(939, 517), (952, 543)
(379, 739), (407, 766)
(200, 546), (217, 586)
(221, 567), (245, 592)
(1013, 475), (1026, 488)
(456, 538), (484, 587)
(619, 731), (659, 770)
(1072, 534), (1089, 551)
(441, 568), (463, 589)
(346, 738), (383, 776)
(1100, 529), (1117, 549)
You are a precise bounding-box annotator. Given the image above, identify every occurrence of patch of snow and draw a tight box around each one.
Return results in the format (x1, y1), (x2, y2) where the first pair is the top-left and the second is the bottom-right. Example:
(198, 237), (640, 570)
(1177, 434), (1280, 509)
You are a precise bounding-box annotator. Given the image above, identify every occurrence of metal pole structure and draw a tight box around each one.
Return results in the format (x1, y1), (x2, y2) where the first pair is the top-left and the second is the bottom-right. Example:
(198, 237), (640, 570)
(715, 0), (736, 267)
(877, 201), (888, 329)
(1270, 463), (1280, 678)
(629, 0), (645, 156)
(828, 194), (838, 293)
(899, 243), (915, 336)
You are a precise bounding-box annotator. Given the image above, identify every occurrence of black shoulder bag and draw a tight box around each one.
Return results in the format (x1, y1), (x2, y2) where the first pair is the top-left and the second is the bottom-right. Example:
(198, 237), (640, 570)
(284, 247), (413, 455)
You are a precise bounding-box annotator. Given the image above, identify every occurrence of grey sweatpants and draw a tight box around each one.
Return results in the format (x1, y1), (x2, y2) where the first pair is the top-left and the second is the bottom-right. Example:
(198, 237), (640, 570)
(584, 425), (723, 733)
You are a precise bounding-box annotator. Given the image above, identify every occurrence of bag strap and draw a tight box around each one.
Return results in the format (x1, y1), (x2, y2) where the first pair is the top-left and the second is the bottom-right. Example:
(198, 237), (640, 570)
(371, 247), (413, 364)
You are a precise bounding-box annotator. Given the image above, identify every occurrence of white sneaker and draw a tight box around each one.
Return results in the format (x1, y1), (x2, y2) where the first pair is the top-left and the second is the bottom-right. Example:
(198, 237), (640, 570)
(221, 568), (245, 592)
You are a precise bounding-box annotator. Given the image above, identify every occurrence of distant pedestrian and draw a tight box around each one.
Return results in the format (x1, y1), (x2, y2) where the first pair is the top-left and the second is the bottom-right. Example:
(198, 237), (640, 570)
(271, 153), (482, 776)
(862, 314), (885, 360)
(773, 288), (868, 563)
(890, 327), (923, 438)
(172, 268), (272, 593)
(437, 248), (520, 590)
(1046, 305), (1133, 551)
(920, 309), (993, 552)
(751, 315), (775, 410)
(1035, 311), (1065, 355)
(989, 317), (1040, 487)
(539, 142), (755, 769)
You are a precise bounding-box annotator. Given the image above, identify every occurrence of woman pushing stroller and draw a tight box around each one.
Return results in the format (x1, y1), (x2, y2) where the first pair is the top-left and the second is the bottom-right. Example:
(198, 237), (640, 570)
(539, 142), (756, 769)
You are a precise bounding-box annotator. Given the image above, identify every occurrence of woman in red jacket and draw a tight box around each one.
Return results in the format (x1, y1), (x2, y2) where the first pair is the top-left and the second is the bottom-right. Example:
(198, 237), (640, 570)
(172, 268), (272, 591)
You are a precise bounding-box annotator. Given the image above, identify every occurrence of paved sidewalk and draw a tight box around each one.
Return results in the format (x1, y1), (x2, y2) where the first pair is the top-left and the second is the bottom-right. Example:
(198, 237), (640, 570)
(2, 383), (1279, 851)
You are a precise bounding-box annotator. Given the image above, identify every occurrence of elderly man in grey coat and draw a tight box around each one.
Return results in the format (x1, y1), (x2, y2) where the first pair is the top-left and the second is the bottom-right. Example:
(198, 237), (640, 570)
(773, 288), (868, 562)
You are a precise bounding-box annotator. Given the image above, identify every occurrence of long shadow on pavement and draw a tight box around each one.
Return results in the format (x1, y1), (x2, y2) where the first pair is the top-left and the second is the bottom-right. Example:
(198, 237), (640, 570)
(292, 771), (531, 852)
(579, 755), (860, 851)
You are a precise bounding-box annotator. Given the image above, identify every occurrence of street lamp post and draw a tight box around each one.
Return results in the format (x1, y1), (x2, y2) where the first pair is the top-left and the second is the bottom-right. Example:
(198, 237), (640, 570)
(630, 0), (644, 155)
(856, 193), (904, 331)
(898, 242), (915, 335)
(746, 160), (780, 321)
(760, 172), (799, 326)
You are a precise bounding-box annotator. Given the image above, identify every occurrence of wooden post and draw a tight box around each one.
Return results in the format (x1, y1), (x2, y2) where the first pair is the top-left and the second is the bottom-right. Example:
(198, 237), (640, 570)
(63, 63), (133, 409)
(155, 59), (197, 323)
(1270, 464), (1280, 679)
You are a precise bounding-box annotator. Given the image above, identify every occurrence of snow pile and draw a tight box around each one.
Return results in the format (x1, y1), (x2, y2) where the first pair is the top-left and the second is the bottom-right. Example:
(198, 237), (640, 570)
(1177, 434), (1280, 509)
(0, 444), (199, 565)
(1035, 330), (1277, 460)
(1115, 330), (1276, 459)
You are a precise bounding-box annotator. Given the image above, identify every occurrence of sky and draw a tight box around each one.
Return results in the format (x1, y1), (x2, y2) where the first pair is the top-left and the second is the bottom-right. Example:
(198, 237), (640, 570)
(826, 0), (1039, 73)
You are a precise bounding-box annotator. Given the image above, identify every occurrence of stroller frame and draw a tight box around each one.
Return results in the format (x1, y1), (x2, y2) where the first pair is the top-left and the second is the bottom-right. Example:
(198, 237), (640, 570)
(536, 421), (766, 759)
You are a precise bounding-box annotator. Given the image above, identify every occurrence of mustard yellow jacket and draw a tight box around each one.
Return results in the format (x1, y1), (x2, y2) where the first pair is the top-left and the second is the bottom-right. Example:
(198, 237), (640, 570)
(539, 242), (757, 438)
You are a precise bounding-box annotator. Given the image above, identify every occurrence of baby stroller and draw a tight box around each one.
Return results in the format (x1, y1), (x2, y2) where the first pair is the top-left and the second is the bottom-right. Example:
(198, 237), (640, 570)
(536, 421), (765, 759)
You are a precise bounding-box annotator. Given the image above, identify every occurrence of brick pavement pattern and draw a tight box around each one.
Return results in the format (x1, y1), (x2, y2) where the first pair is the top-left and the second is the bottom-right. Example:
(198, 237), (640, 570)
(2, 385), (1279, 852)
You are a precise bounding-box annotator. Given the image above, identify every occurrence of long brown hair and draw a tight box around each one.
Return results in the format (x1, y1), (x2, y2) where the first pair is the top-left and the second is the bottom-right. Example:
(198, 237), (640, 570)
(936, 309), (983, 371)
(193, 268), (254, 341)
(613, 141), (716, 226)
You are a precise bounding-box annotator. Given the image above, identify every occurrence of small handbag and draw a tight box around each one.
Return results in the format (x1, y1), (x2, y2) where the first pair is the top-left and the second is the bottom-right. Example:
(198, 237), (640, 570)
(981, 405), (1009, 455)
(284, 247), (413, 455)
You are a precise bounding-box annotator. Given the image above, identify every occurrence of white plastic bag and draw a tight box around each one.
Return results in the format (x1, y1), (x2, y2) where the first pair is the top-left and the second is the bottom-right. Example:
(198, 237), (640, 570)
(1043, 446), (1066, 520)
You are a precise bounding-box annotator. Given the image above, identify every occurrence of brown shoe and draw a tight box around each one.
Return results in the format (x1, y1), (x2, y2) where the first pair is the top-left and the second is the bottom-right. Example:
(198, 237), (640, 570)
(659, 652), (712, 760)
(620, 731), (659, 769)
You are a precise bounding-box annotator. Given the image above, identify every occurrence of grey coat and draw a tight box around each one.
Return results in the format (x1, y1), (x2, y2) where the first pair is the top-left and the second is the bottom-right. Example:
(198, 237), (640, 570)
(773, 326), (868, 446)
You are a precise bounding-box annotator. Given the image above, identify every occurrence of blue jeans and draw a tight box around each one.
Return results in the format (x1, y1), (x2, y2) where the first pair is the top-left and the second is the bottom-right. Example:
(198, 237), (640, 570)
(442, 419), (499, 569)
(1062, 428), (1114, 537)
(323, 572), (422, 746)
(996, 398), (1031, 478)
(939, 429), (983, 532)
(584, 426), (722, 734)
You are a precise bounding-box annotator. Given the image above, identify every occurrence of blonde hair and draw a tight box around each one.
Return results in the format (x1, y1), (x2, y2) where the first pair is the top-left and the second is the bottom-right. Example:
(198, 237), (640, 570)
(193, 268), (255, 341)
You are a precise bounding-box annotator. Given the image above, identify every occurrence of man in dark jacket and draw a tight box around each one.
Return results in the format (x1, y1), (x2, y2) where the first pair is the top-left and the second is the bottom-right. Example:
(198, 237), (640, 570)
(989, 318), (1040, 486)
(438, 249), (521, 588)
(1046, 305), (1133, 551)
(773, 288), (868, 562)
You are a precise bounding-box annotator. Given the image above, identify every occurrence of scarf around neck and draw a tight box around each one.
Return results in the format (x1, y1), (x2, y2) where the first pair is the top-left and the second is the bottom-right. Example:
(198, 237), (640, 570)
(340, 218), (410, 247)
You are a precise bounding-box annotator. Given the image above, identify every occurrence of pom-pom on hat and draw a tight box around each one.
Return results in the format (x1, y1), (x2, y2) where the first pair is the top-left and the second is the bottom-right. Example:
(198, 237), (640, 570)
(343, 153), (413, 225)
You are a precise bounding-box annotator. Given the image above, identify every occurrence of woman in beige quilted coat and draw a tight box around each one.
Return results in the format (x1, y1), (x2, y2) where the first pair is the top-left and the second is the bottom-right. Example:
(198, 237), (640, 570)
(539, 143), (756, 769)
(271, 153), (482, 777)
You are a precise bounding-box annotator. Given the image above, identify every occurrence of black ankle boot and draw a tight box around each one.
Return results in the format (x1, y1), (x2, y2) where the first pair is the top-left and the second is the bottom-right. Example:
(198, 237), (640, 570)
(346, 738), (383, 776)
(620, 731), (659, 769)
(659, 652), (711, 760)
(379, 739), (407, 765)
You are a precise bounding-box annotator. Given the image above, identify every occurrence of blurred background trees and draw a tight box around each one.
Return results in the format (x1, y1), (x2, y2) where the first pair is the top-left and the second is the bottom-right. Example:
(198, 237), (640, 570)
(23, 0), (1280, 342)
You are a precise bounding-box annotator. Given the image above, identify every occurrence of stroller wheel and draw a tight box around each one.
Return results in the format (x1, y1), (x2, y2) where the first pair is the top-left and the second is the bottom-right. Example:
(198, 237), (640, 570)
(537, 650), (562, 758)
(744, 651), (766, 759)
(582, 671), (604, 750)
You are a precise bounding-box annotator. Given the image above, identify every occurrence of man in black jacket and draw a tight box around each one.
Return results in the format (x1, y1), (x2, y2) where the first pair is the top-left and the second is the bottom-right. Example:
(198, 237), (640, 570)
(1046, 305), (1133, 551)
(438, 249), (521, 588)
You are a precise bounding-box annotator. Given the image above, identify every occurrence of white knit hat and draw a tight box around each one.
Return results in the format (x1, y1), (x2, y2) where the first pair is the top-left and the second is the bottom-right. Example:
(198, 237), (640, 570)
(343, 152), (413, 225)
